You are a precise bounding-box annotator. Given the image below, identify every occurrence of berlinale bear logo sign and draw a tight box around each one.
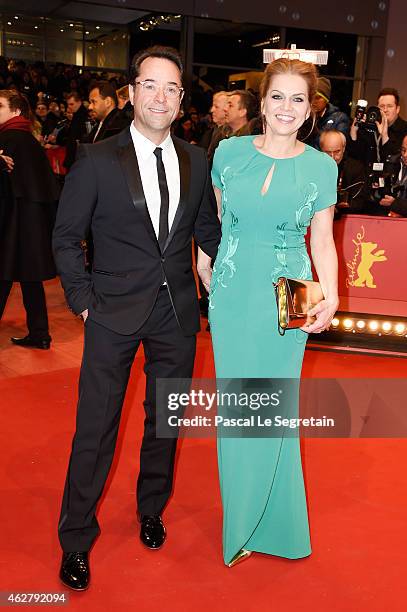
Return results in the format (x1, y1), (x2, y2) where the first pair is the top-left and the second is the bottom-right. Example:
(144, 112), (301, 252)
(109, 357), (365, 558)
(346, 226), (387, 288)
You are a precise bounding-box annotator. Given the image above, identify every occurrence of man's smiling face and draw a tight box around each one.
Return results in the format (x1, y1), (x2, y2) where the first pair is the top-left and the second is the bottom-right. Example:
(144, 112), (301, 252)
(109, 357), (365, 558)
(129, 56), (183, 142)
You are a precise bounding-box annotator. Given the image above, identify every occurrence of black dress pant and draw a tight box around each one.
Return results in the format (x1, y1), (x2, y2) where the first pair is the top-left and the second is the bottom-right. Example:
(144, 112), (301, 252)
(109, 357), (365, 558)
(58, 287), (196, 552)
(0, 280), (50, 340)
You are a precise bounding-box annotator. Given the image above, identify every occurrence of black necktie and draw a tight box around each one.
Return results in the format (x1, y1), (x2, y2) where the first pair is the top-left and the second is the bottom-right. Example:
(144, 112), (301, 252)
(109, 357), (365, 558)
(154, 147), (170, 250)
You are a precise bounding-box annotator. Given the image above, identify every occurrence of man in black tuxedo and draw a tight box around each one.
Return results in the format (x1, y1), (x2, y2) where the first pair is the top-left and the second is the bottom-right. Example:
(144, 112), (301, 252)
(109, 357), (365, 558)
(53, 46), (221, 591)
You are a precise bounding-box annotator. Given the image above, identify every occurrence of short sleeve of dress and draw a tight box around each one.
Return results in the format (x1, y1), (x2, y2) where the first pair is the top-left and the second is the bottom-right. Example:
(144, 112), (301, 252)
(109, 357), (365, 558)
(211, 139), (226, 189)
(314, 153), (338, 212)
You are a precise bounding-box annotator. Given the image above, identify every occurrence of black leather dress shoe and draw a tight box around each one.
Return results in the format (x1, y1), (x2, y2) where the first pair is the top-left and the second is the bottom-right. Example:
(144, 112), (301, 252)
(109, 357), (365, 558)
(11, 335), (50, 349)
(140, 515), (166, 549)
(60, 552), (90, 591)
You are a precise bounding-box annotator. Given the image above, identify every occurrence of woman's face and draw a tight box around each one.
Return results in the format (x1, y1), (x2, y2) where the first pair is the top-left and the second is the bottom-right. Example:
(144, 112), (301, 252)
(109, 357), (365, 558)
(262, 73), (310, 137)
(0, 97), (20, 125)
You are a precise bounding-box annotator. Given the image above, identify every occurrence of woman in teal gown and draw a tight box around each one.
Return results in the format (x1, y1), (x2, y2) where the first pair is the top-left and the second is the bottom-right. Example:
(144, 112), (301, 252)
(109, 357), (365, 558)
(208, 59), (339, 566)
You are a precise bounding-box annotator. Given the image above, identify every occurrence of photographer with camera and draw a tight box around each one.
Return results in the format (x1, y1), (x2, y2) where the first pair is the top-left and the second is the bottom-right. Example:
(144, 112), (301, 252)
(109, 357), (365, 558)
(378, 134), (407, 217)
(348, 88), (407, 165)
(379, 89), (407, 159)
(320, 130), (368, 214)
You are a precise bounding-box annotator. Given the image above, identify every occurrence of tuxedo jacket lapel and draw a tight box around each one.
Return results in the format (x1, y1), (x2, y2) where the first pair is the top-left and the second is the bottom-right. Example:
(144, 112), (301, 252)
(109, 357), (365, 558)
(116, 130), (191, 254)
(117, 130), (158, 248)
(163, 137), (191, 252)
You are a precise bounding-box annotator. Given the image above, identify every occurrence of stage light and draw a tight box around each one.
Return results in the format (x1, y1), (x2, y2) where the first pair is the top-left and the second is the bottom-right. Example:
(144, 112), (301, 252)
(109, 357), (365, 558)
(96, 26), (100, 29)
(395, 323), (406, 335)
(356, 320), (366, 330)
(369, 321), (379, 332)
(69, 23), (74, 27)
(382, 322), (392, 333)
(343, 318), (354, 330)
(264, 44), (329, 65)
(331, 318), (340, 328)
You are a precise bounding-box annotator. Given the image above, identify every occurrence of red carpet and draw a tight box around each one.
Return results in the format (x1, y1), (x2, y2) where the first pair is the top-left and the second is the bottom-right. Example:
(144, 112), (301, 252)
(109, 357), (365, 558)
(1, 281), (407, 611)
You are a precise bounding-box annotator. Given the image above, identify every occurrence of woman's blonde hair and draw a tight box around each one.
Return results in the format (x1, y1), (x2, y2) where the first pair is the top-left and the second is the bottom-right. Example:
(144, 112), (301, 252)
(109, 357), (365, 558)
(259, 58), (318, 105)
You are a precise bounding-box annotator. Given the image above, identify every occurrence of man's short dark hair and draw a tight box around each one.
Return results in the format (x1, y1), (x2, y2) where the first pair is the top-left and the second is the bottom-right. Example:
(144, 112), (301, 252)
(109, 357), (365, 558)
(129, 45), (183, 85)
(378, 87), (400, 106)
(229, 89), (259, 121)
(67, 91), (82, 102)
(90, 81), (118, 107)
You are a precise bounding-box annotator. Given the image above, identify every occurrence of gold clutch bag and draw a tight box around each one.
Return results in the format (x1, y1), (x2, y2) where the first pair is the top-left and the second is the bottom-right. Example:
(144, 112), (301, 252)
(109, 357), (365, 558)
(273, 277), (324, 335)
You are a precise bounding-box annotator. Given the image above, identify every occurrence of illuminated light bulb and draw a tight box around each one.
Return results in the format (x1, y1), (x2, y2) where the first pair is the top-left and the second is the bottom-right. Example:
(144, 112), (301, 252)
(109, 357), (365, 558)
(343, 318), (354, 330)
(331, 318), (340, 328)
(395, 323), (405, 335)
(356, 320), (366, 330)
(382, 322), (392, 333)
(369, 321), (379, 332)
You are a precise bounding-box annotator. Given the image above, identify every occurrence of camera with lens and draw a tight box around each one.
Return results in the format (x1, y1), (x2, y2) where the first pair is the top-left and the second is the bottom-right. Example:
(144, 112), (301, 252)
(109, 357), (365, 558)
(354, 99), (382, 133)
(368, 161), (398, 203)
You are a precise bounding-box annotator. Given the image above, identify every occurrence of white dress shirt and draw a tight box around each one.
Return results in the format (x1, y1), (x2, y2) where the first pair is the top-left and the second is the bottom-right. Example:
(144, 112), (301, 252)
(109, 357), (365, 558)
(130, 123), (180, 238)
(92, 120), (103, 142)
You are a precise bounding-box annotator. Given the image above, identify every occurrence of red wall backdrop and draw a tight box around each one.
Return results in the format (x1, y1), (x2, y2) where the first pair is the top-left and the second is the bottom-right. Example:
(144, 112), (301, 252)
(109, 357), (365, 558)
(334, 215), (407, 317)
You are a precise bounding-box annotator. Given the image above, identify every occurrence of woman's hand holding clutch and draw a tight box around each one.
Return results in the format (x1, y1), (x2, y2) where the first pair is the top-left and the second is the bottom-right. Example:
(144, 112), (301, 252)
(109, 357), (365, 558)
(300, 297), (339, 334)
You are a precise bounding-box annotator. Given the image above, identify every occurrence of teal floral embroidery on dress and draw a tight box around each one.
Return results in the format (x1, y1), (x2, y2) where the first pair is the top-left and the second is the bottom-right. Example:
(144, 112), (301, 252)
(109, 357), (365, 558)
(296, 183), (318, 232)
(271, 222), (290, 282)
(271, 183), (318, 283)
(220, 166), (231, 217)
(209, 211), (240, 310)
(270, 183), (320, 343)
(295, 183), (318, 279)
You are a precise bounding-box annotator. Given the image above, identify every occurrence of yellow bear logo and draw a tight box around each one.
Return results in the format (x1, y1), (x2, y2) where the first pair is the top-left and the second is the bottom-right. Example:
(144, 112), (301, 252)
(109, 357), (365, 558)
(353, 242), (387, 288)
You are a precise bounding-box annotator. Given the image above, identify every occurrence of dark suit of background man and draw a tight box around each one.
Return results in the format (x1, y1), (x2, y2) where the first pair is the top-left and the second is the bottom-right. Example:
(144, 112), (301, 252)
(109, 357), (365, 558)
(84, 81), (130, 144)
(53, 46), (221, 591)
(319, 129), (368, 214)
(63, 92), (89, 171)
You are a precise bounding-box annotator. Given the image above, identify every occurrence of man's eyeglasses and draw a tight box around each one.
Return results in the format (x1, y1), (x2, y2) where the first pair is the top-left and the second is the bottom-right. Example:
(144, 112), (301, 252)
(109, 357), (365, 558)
(135, 80), (184, 99)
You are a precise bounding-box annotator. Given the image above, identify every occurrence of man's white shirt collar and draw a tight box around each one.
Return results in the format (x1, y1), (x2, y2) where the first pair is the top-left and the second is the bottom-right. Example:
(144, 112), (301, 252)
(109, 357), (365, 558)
(130, 122), (173, 160)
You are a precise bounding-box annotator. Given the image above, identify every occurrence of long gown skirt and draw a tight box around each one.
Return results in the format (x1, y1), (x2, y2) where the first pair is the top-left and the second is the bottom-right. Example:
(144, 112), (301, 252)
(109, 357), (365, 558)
(210, 283), (312, 565)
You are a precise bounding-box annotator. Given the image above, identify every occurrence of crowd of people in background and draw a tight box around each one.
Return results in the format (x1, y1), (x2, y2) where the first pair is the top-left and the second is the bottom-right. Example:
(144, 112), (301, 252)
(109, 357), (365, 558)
(1, 53), (407, 217)
(2, 49), (407, 347)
